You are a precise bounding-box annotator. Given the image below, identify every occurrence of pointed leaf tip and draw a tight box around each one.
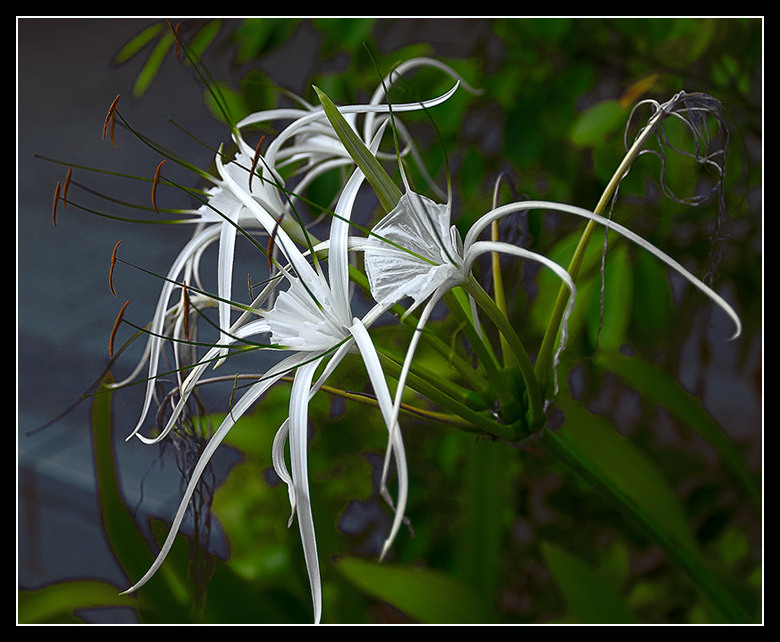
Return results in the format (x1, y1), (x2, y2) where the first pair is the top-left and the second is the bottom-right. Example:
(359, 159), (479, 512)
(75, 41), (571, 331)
(313, 85), (402, 213)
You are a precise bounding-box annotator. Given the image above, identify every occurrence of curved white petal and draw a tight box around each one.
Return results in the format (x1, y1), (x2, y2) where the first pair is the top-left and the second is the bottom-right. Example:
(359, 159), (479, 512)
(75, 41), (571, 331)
(328, 121), (388, 314)
(261, 83), (461, 179)
(118, 225), (222, 439)
(465, 240), (577, 392)
(348, 319), (409, 562)
(467, 201), (742, 341)
(272, 341), (354, 523)
(131, 317), (272, 443)
(120, 351), (307, 599)
(364, 56), (481, 142)
(215, 150), (318, 285)
(287, 358), (324, 624)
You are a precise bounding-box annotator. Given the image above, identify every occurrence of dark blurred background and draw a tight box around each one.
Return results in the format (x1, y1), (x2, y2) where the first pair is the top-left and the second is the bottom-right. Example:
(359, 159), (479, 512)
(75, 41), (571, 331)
(18, 18), (233, 622)
(18, 17), (762, 623)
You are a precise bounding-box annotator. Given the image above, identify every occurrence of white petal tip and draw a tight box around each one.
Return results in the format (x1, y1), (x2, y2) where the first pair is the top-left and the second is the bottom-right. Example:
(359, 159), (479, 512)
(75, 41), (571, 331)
(727, 329), (742, 342)
(379, 539), (392, 562)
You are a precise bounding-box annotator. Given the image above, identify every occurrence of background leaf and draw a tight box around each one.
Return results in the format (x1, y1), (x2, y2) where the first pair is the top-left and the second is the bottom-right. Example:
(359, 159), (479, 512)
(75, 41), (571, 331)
(334, 556), (495, 623)
(541, 541), (638, 623)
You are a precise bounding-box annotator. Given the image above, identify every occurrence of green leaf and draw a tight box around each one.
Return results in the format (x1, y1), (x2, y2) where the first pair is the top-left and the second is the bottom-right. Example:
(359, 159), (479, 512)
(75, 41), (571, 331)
(598, 351), (760, 508)
(554, 392), (699, 553)
(18, 580), (138, 623)
(541, 541), (638, 623)
(334, 557), (495, 623)
(540, 411), (752, 622)
(187, 19), (221, 59)
(570, 98), (626, 147)
(114, 23), (165, 64)
(132, 31), (174, 97)
(312, 17), (375, 56)
(90, 377), (191, 616)
(234, 18), (300, 64)
(313, 85), (402, 213)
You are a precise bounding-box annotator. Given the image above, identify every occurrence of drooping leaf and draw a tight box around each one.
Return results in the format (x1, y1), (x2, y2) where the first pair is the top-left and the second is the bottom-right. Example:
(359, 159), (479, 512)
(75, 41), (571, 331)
(18, 580), (138, 624)
(334, 557), (495, 623)
(541, 403), (753, 623)
(114, 23), (165, 64)
(553, 392), (699, 554)
(599, 351), (760, 508)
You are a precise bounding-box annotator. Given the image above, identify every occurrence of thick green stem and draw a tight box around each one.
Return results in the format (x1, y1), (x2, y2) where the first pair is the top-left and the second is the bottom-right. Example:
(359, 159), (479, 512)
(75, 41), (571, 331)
(377, 351), (519, 441)
(442, 289), (514, 413)
(463, 275), (543, 431)
(535, 106), (669, 390)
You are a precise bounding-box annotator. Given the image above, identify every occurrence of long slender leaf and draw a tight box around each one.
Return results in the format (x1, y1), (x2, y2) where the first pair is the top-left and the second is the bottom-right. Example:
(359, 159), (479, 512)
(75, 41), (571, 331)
(313, 85), (403, 213)
(599, 350), (760, 508)
(554, 393), (699, 553)
(90, 377), (190, 615)
(539, 416), (753, 623)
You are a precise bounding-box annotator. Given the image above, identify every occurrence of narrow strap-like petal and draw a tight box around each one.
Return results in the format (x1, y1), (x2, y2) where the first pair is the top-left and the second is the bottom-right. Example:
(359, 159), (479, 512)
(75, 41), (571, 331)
(121, 226), (223, 440)
(215, 149), (319, 285)
(272, 342), (353, 523)
(467, 201), (742, 341)
(132, 317), (272, 444)
(120, 353), (302, 598)
(287, 358), (324, 624)
(465, 240), (577, 393)
(348, 319), (409, 561)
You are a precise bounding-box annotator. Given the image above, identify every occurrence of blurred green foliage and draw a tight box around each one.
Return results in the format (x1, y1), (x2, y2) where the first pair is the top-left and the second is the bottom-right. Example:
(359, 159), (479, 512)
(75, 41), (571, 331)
(20, 17), (762, 624)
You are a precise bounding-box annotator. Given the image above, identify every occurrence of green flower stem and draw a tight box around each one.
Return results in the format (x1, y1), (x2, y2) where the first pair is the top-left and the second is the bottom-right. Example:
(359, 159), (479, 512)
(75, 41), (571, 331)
(539, 426), (752, 623)
(377, 351), (520, 441)
(314, 379), (479, 431)
(378, 338), (485, 413)
(462, 275), (543, 432)
(535, 105), (669, 390)
(491, 220), (513, 368)
(348, 265), (492, 401)
(442, 289), (513, 408)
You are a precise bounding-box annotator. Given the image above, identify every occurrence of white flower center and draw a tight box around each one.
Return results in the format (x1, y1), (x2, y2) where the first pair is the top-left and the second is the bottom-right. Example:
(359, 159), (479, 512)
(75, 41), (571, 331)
(263, 275), (352, 352)
(364, 191), (465, 312)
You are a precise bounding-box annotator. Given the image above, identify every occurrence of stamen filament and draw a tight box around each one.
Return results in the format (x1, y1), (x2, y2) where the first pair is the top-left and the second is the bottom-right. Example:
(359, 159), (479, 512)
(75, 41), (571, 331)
(62, 165), (73, 209)
(249, 134), (266, 193)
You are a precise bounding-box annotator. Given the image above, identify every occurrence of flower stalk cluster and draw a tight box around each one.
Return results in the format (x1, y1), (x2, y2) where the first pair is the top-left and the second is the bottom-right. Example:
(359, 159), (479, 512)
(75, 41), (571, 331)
(53, 49), (742, 623)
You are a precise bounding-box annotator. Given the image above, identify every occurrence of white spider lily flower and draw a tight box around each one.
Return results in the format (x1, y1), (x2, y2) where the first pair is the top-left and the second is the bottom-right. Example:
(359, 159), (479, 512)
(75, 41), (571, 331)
(121, 143), (409, 623)
(109, 224), (250, 438)
(233, 57), (478, 205)
(107, 145), (299, 428)
(113, 167), (285, 442)
(362, 186), (742, 443)
(119, 69), (475, 623)
(358, 187), (575, 502)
